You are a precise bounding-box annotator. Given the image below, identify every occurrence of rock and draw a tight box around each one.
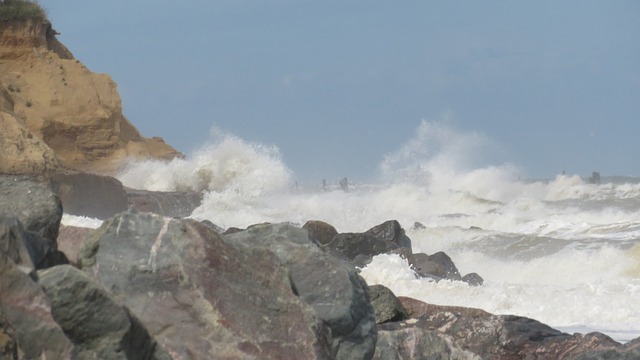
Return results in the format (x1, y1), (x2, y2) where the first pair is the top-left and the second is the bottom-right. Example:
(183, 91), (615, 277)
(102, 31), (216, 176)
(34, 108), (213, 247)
(57, 224), (94, 265)
(79, 210), (331, 359)
(225, 223), (377, 360)
(0, 18), (181, 176)
(0, 218), (36, 277)
(365, 220), (412, 251)
(374, 323), (474, 360)
(397, 297), (628, 359)
(303, 219), (338, 245)
(199, 220), (225, 234)
(0, 237), (75, 359)
(408, 252), (462, 281)
(368, 285), (408, 324)
(0, 175), (62, 242)
(39, 265), (170, 360)
(50, 171), (129, 219)
(126, 188), (203, 218)
(461, 272), (484, 286)
(322, 232), (399, 263)
(411, 221), (426, 230)
(0, 309), (18, 360)
(0, 217), (68, 272)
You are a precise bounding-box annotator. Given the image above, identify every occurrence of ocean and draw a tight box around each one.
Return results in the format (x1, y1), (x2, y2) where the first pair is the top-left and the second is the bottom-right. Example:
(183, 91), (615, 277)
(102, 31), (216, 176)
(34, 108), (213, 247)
(63, 126), (640, 343)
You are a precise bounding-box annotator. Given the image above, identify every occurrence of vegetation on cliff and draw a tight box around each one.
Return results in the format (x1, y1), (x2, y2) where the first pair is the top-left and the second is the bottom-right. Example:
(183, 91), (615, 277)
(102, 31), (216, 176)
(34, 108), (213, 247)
(0, 0), (46, 21)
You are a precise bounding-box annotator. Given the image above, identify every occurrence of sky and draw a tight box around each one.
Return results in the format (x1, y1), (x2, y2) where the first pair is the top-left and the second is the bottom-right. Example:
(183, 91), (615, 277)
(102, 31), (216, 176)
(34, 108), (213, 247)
(41, 1), (639, 182)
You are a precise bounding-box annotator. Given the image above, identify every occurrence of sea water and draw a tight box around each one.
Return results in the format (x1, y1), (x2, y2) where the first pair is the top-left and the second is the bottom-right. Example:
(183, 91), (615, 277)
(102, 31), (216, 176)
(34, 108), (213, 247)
(96, 122), (640, 343)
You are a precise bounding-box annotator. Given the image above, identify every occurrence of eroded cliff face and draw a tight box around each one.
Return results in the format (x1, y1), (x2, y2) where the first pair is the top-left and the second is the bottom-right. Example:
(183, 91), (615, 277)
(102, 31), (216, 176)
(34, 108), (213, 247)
(0, 18), (181, 176)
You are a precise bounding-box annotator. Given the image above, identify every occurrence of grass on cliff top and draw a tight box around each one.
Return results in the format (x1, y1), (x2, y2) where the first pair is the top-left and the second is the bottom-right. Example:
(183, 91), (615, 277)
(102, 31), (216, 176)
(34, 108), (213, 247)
(0, 0), (47, 21)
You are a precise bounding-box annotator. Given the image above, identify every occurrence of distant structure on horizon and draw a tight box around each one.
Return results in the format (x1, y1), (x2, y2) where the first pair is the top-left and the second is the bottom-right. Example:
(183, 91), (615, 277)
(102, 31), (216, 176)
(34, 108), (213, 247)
(590, 171), (601, 185)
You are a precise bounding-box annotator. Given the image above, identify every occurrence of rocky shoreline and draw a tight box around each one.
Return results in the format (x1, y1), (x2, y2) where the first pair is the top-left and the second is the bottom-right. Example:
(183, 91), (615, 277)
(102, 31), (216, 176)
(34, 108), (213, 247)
(1, 175), (639, 359)
(1, 8), (639, 360)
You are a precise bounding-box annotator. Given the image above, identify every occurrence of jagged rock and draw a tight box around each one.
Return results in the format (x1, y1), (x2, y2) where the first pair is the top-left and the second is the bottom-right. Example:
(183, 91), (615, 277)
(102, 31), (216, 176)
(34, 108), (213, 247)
(365, 220), (412, 251)
(0, 217), (68, 272)
(0, 175), (62, 242)
(408, 252), (462, 281)
(368, 285), (408, 324)
(79, 210), (331, 359)
(39, 265), (170, 360)
(0, 237), (75, 359)
(126, 188), (203, 218)
(50, 171), (128, 219)
(225, 223), (377, 360)
(0, 18), (180, 176)
(398, 297), (627, 359)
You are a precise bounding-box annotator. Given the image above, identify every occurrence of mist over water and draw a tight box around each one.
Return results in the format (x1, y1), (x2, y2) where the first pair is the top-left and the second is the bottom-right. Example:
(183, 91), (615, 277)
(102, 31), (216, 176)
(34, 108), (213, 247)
(113, 120), (640, 342)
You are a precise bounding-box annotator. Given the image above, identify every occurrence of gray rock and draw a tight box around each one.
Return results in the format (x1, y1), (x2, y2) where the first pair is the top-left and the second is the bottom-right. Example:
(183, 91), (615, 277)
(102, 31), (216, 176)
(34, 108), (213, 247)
(79, 210), (331, 359)
(365, 220), (412, 251)
(461, 272), (484, 286)
(126, 188), (202, 218)
(0, 241), (75, 359)
(225, 223), (377, 360)
(368, 285), (408, 324)
(0, 217), (68, 272)
(408, 252), (462, 281)
(0, 175), (62, 242)
(39, 265), (170, 360)
(322, 232), (399, 263)
(50, 171), (128, 220)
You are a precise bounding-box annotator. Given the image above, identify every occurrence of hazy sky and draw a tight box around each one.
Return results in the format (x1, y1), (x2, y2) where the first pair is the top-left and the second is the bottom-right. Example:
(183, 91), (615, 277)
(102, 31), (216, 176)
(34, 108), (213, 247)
(41, 1), (639, 181)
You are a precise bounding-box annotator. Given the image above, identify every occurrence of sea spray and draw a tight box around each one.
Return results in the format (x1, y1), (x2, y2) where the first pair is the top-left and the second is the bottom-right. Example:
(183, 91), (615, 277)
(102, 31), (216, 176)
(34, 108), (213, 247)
(111, 121), (640, 342)
(118, 133), (292, 194)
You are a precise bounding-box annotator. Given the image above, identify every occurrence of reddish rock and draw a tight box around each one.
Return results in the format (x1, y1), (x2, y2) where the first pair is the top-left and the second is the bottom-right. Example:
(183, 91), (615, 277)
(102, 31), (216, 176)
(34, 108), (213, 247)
(303, 220), (338, 245)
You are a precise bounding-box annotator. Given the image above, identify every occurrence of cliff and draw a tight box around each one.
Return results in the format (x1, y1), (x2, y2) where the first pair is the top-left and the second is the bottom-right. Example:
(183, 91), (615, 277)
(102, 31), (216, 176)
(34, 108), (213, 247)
(0, 15), (181, 176)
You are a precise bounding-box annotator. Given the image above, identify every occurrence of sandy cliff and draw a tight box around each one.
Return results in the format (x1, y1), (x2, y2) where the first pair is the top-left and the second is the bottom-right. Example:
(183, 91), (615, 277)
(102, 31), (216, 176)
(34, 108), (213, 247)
(0, 17), (181, 176)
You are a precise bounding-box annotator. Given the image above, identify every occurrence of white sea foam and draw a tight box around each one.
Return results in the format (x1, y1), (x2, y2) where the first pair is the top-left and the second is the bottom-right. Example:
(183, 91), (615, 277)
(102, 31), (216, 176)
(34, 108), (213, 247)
(61, 213), (103, 229)
(114, 121), (640, 342)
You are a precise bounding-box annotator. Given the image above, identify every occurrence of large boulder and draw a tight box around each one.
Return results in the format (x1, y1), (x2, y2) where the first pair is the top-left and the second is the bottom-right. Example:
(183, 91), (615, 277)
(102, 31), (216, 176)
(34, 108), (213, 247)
(39, 265), (170, 360)
(0, 233), (75, 359)
(321, 220), (413, 268)
(396, 297), (629, 359)
(224, 223), (377, 360)
(0, 217), (68, 272)
(50, 171), (129, 219)
(0, 175), (62, 242)
(78, 210), (331, 359)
